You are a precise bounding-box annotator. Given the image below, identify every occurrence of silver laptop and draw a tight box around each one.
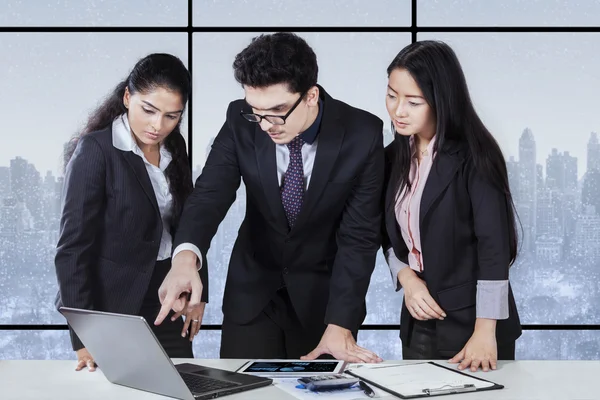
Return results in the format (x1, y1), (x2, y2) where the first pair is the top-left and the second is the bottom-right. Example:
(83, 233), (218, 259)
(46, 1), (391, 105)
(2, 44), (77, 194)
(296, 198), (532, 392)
(59, 307), (272, 400)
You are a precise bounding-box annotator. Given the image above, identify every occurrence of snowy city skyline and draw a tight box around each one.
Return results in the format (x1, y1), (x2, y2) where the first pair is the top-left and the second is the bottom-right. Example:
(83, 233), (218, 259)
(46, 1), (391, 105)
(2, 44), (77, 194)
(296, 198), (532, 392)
(2, 0), (600, 361)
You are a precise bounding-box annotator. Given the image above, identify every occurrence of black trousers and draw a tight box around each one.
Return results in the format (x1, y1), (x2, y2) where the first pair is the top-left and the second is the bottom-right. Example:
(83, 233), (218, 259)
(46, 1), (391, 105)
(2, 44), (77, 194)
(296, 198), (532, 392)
(402, 318), (516, 360)
(221, 287), (339, 359)
(139, 258), (194, 359)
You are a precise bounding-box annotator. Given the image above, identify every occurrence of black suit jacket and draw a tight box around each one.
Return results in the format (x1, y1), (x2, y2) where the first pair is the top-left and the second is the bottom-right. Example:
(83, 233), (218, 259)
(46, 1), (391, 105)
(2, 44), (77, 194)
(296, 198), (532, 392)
(174, 86), (384, 333)
(54, 126), (188, 350)
(382, 139), (522, 352)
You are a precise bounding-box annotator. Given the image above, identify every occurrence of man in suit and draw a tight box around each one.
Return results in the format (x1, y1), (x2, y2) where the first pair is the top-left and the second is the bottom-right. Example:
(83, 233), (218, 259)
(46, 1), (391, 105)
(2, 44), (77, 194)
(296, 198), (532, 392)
(155, 32), (384, 362)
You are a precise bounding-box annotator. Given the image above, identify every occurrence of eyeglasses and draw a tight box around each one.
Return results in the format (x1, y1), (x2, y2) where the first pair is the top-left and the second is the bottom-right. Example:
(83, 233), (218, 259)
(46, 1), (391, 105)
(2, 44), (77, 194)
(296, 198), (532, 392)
(240, 92), (306, 125)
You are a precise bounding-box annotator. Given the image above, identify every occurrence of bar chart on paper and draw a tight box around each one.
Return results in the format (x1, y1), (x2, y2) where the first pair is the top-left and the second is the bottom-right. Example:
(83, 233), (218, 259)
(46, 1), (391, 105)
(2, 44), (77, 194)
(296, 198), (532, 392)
(274, 378), (391, 400)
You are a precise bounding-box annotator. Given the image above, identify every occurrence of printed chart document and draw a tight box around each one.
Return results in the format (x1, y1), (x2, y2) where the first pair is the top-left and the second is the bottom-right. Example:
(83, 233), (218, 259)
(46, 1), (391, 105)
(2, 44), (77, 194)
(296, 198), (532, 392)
(345, 362), (503, 398)
(273, 377), (394, 400)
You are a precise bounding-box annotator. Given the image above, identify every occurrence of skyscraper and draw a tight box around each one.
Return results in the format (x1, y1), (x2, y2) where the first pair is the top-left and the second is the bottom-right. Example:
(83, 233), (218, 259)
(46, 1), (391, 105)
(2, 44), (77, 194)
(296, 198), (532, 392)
(583, 133), (600, 216)
(517, 128), (537, 253)
(544, 149), (578, 243)
(546, 149), (578, 191)
(573, 205), (600, 265)
(587, 132), (600, 172)
(0, 166), (10, 201)
(10, 157), (43, 227)
(536, 188), (558, 239)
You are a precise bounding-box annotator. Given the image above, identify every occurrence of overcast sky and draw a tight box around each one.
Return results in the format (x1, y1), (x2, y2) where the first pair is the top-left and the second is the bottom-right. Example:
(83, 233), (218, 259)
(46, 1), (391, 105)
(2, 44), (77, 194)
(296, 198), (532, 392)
(1, 1), (599, 180)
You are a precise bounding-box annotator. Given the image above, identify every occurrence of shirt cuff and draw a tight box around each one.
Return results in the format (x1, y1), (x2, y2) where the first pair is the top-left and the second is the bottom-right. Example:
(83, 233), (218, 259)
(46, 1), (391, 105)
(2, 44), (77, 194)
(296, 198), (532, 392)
(384, 248), (409, 292)
(476, 280), (509, 319)
(172, 243), (203, 271)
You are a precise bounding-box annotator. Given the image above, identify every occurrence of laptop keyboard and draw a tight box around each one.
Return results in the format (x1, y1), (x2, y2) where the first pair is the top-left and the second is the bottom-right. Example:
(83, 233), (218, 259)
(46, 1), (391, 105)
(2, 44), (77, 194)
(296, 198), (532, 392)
(180, 372), (239, 393)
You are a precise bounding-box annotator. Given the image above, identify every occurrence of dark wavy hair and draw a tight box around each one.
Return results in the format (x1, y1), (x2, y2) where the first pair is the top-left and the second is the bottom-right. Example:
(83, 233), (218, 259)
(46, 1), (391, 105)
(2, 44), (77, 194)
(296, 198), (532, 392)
(232, 32), (318, 94)
(386, 40), (520, 265)
(63, 53), (193, 229)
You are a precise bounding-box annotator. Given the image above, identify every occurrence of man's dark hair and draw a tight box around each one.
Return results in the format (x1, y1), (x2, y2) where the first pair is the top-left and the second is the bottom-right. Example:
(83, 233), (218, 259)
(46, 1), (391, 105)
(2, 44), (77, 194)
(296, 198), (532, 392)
(233, 32), (318, 94)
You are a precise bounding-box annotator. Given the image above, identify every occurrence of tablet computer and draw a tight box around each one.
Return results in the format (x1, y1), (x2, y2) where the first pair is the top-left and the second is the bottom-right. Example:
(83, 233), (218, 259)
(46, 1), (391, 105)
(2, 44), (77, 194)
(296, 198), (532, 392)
(237, 360), (346, 377)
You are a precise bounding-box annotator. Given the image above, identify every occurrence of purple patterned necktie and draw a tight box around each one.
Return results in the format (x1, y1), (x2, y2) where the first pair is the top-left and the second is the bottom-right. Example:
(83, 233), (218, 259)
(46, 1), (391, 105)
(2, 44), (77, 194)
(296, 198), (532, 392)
(280, 136), (305, 229)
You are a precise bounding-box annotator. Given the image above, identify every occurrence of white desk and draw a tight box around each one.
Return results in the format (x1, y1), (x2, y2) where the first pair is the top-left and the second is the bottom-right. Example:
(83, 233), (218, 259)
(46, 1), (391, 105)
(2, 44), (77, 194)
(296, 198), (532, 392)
(1, 359), (598, 400)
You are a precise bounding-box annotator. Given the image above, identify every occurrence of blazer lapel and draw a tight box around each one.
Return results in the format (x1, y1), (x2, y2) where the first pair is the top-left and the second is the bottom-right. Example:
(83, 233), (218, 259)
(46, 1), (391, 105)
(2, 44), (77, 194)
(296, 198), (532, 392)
(121, 152), (160, 215)
(255, 125), (289, 234)
(385, 177), (402, 249)
(291, 97), (344, 233)
(419, 142), (464, 227)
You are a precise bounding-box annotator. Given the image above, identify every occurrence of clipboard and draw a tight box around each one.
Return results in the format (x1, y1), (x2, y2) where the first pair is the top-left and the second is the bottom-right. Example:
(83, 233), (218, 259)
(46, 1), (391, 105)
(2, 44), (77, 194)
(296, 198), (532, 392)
(345, 361), (504, 398)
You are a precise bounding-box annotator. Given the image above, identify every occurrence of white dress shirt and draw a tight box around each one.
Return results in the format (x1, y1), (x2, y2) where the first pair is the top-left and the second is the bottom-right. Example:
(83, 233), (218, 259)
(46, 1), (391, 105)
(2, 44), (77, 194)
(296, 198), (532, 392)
(112, 114), (174, 261)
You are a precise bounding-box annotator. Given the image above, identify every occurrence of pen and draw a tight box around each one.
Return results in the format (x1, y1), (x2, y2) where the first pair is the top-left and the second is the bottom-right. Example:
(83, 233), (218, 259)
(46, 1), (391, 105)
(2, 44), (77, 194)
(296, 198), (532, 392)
(359, 380), (375, 398)
(423, 384), (476, 395)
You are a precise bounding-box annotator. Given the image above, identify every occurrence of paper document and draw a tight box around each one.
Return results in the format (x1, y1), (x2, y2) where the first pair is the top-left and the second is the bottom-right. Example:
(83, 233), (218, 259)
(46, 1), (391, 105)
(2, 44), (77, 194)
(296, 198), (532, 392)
(346, 362), (495, 397)
(274, 377), (393, 400)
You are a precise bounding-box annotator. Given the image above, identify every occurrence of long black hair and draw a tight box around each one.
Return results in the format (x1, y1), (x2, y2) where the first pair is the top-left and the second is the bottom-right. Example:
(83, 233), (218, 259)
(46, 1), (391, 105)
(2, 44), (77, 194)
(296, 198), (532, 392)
(386, 40), (520, 265)
(64, 53), (193, 229)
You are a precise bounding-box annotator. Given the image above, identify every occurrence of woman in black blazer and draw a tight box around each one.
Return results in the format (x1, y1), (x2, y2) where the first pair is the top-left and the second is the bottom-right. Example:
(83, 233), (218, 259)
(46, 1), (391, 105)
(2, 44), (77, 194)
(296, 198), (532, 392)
(54, 53), (195, 371)
(382, 41), (522, 372)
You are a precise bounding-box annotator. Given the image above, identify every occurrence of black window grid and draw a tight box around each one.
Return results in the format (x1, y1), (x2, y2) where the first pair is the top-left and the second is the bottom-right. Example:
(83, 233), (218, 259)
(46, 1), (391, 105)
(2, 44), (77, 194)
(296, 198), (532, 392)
(1, 0), (599, 332)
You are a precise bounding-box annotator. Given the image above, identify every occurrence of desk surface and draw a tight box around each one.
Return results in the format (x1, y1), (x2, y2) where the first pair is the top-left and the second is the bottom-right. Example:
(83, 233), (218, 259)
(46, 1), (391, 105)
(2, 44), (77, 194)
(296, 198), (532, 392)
(1, 359), (599, 400)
